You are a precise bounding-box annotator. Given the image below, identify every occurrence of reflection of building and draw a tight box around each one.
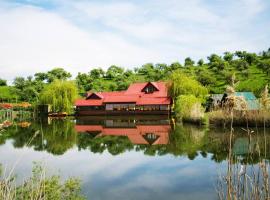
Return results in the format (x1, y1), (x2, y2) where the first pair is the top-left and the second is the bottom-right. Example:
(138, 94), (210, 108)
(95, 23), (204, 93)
(75, 82), (172, 115)
(75, 116), (171, 145)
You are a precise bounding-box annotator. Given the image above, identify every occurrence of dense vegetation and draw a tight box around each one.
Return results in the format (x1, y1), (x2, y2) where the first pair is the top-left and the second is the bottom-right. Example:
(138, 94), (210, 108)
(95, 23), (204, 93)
(0, 48), (270, 112)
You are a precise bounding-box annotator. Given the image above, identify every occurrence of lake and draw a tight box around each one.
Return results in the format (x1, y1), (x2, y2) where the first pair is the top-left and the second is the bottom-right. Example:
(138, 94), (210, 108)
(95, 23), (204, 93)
(0, 116), (269, 200)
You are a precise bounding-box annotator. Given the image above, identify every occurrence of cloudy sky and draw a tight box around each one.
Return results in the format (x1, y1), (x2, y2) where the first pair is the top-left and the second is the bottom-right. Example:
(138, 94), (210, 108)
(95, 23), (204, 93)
(0, 0), (270, 82)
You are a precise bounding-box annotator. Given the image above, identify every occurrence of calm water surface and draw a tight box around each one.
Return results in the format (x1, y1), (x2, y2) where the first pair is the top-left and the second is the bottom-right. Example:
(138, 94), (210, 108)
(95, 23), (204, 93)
(0, 116), (269, 200)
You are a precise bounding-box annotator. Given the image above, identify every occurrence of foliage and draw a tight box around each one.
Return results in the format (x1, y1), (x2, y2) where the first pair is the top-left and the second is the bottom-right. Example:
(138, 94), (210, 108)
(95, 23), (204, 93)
(168, 70), (208, 100)
(39, 80), (78, 113)
(0, 79), (7, 86)
(0, 163), (85, 200)
(0, 86), (18, 102)
(175, 95), (204, 121)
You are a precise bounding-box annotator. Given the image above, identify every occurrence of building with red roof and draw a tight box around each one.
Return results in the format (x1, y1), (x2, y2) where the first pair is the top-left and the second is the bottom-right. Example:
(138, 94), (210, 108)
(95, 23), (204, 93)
(75, 81), (172, 115)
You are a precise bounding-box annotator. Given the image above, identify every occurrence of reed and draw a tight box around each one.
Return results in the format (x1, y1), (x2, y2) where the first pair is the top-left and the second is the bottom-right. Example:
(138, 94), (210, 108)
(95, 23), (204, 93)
(0, 121), (85, 200)
(216, 83), (270, 199)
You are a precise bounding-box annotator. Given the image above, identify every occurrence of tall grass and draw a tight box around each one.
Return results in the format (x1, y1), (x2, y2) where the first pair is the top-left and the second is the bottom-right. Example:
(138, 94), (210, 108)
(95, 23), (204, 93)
(216, 83), (270, 199)
(0, 163), (85, 200)
(0, 121), (85, 200)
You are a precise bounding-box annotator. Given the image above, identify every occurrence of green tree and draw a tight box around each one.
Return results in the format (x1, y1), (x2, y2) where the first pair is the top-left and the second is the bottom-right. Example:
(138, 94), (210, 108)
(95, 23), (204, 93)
(184, 57), (195, 67)
(89, 68), (105, 79)
(197, 59), (204, 66)
(47, 68), (72, 83)
(106, 65), (124, 79)
(0, 79), (7, 86)
(168, 70), (208, 100)
(223, 52), (234, 62)
(39, 80), (78, 113)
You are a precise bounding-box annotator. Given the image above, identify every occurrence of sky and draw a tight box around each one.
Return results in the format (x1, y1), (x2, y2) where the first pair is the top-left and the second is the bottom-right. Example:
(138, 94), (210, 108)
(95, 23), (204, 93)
(0, 0), (270, 82)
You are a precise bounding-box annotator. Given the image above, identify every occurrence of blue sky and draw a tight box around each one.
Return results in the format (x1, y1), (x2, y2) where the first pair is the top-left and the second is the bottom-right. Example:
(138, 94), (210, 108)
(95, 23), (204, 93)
(0, 0), (270, 81)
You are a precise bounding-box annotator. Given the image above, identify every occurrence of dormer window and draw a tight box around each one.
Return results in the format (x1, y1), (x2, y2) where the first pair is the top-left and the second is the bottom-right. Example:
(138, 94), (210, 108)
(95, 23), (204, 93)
(86, 92), (103, 100)
(142, 82), (159, 94)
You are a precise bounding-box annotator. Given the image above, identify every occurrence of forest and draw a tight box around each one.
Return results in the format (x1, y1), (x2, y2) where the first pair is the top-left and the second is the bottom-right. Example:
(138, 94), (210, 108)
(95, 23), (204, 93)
(0, 48), (270, 117)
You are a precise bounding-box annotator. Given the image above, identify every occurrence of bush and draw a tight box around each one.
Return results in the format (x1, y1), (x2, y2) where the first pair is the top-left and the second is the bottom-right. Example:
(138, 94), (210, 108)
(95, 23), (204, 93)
(175, 95), (205, 123)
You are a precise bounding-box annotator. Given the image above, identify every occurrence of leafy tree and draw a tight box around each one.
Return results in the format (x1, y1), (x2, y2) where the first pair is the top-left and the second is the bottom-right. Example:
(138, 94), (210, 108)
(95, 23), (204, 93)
(47, 68), (72, 83)
(39, 80), (78, 113)
(0, 86), (18, 102)
(197, 70), (216, 86)
(258, 59), (270, 75)
(13, 77), (40, 102)
(34, 72), (48, 81)
(175, 95), (204, 122)
(106, 65), (124, 79)
(207, 54), (222, 64)
(0, 79), (7, 86)
(89, 68), (105, 79)
(184, 57), (195, 67)
(76, 72), (92, 94)
(223, 52), (234, 62)
(169, 62), (182, 71)
(232, 59), (249, 71)
(197, 59), (204, 66)
(168, 70), (208, 100)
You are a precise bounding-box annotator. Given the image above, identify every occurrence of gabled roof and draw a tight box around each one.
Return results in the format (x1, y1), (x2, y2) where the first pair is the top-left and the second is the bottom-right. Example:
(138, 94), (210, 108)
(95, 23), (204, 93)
(141, 82), (160, 92)
(125, 81), (168, 97)
(86, 92), (103, 100)
(75, 81), (171, 106)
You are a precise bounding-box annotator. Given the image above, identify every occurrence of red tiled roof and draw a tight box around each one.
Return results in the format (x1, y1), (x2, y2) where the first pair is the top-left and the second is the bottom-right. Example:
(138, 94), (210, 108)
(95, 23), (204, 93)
(76, 81), (171, 106)
(125, 82), (167, 97)
(136, 97), (171, 105)
(103, 95), (138, 103)
(75, 99), (103, 106)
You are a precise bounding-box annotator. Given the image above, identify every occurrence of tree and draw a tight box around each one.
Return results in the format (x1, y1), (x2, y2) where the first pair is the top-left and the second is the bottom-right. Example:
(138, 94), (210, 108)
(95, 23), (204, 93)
(197, 70), (216, 86)
(223, 52), (234, 62)
(47, 68), (72, 83)
(184, 57), (195, 67)
(258, 59), (270, 75)
(169, 62), (182, 71)
(197, 59), (204, 66)
(39, 80), (78, 113)
(34, 72), (48, 82)
(76, 72), (92, 94)
(0, 79), (7, 86)
(89, 68), (105, 79)
(105, 65), (124, 79)
(167, 70), (208, 100)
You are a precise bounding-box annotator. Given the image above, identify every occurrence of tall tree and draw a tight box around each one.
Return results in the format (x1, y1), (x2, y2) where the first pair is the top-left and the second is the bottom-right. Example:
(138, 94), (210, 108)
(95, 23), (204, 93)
(47, 68), (72, 83)
(39, 80), (78, 113)
(184, 57), (195, 67)
(0, 79), (7, 86)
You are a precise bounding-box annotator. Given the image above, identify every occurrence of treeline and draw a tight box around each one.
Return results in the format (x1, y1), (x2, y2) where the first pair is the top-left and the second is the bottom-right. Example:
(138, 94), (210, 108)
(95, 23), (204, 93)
(0, 48), (270, 103)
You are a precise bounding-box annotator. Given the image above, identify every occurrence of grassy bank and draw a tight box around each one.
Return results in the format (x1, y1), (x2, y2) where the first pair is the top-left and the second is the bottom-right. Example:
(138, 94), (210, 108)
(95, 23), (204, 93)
(207, 110), (270, 127)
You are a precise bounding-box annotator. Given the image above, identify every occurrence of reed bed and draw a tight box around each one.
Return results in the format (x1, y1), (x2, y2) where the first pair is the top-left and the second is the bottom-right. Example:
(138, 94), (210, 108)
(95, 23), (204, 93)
(216, 84), (270, 199)
(208, 110), (270, 127)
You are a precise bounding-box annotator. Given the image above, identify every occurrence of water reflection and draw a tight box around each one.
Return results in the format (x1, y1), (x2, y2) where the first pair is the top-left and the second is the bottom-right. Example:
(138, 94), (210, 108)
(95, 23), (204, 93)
(76, 116), (171, 145)
(0, 117), (270, 200)
(0, 117), (269, 162)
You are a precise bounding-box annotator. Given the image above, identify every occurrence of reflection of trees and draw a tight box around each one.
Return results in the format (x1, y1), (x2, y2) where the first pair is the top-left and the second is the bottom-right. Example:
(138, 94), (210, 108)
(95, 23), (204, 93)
(77, 134), (133, 155)
(1, 118), (270, 163)
(0, 119), (78, 155)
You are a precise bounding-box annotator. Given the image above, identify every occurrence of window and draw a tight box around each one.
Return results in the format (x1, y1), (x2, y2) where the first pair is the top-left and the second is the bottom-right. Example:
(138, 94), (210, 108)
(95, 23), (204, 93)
(105, 104), (135, 111)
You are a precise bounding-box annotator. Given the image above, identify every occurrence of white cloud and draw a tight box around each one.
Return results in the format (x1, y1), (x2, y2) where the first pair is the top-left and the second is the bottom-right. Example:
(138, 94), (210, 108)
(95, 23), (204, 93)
(0, 0), (269, 82)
